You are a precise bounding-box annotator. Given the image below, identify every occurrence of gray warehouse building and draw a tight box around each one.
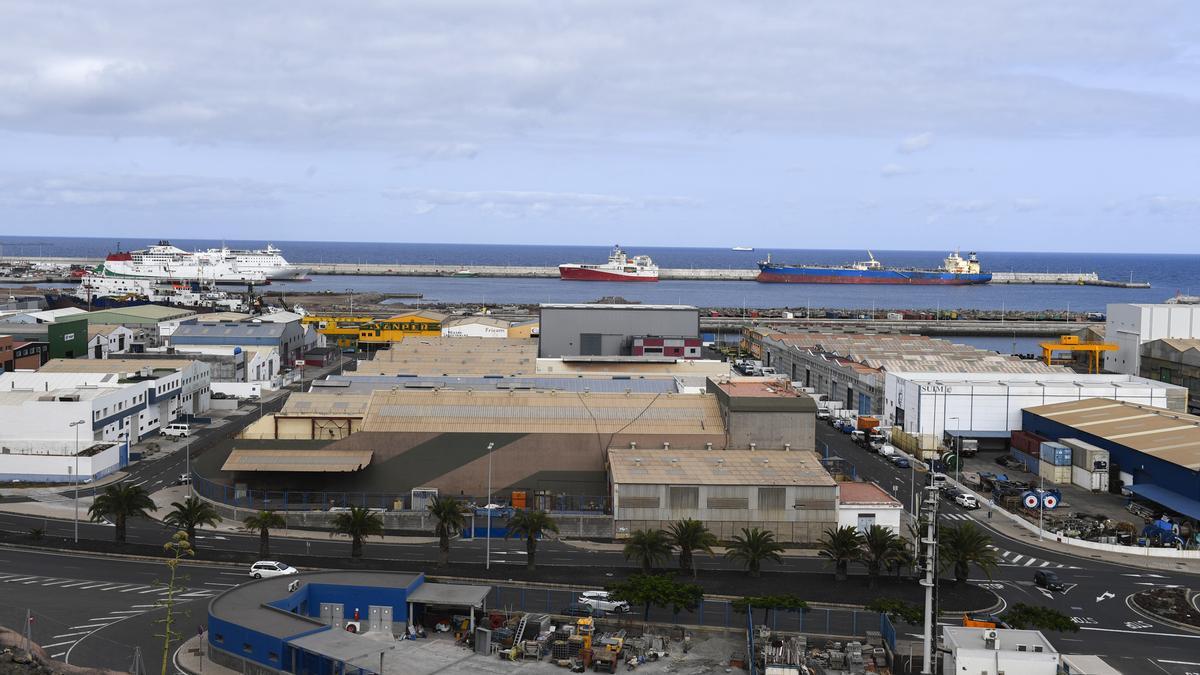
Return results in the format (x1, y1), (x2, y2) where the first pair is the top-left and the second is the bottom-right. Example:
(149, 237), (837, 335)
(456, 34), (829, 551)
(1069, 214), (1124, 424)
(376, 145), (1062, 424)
(538, 303), (699, 358)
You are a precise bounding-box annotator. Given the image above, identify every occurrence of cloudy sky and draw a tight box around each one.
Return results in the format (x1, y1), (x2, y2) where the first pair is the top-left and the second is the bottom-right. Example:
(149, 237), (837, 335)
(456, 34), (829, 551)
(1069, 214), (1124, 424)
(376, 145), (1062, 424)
(1, 1), (1198, 251)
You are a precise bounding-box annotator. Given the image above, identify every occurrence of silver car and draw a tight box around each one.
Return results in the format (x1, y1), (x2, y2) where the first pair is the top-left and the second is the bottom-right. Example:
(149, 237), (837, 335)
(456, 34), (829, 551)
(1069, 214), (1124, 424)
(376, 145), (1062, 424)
(249, 561), (298, 579)
(578, 590), (631, 613)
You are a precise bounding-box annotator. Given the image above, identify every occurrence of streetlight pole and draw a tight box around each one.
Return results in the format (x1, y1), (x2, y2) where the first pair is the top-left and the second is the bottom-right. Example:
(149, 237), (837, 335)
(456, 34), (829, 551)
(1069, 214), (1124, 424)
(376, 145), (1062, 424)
(949, 417), (960, 484)
(347, 288), (354, 316)
(485, 442), (495, 571)
(1038, 471), (1044, 540)
(69, 419), (86, 543)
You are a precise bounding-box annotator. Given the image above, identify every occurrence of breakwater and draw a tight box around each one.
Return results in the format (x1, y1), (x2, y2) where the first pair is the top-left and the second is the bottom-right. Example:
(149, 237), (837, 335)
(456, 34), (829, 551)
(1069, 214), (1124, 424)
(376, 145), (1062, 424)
(0, 256), (1151, 288)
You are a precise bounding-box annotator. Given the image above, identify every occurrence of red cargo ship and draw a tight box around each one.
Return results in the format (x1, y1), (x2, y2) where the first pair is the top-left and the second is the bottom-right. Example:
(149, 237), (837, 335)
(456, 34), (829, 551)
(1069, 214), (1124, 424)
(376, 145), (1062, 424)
(558, 246), (659, 282)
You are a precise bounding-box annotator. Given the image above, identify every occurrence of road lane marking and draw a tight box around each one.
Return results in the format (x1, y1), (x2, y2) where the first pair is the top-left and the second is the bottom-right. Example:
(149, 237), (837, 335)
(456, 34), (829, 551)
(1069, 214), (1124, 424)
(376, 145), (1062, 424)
(1039, 561), (1050, 567)
(1023, 559), (1036, 566)
(205, 582), (237, 587)
(68, 623), (110, 630)
(138, 588), (161, 593)
(50, 652), (65, 659)
(1080, 627), (1200, 638)
(58, 581), (90, 588)
(40, 580), (70, 586)
(119, 586), (150, 592)
(5, 576), (37, 582)
(51, 632), (91, 639)
(1011, 555), (1023, 564)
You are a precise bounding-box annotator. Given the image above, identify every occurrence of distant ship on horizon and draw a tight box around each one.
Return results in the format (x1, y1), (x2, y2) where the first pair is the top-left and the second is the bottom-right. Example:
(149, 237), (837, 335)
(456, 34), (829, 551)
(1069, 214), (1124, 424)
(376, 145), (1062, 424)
(757, 250), (992, 285)
(731, 246), (754, 251)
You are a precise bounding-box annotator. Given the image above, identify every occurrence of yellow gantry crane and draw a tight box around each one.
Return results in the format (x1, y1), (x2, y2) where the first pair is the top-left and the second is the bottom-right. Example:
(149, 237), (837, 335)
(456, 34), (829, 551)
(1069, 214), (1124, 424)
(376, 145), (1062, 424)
(1040, 335), (1118, 373)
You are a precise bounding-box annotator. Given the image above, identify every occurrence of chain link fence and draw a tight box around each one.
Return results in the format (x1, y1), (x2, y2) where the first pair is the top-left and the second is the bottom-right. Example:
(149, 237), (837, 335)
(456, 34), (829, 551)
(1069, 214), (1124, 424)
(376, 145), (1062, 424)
(0, 603), (144, 673)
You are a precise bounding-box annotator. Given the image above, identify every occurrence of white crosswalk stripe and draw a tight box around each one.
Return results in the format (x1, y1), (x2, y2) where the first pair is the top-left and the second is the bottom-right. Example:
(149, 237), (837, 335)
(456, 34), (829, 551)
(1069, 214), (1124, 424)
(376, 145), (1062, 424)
(0, 573), (217, 597)
(992, 548), (1080, 569)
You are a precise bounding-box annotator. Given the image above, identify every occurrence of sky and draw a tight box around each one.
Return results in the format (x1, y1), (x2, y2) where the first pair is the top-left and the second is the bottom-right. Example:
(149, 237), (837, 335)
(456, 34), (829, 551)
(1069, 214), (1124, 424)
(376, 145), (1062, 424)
(1, 2), (1199, 252)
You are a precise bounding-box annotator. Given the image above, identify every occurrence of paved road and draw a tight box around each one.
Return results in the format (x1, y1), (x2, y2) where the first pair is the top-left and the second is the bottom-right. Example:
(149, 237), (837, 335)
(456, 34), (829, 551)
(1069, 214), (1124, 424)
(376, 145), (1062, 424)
(816, 422), (1200, 674)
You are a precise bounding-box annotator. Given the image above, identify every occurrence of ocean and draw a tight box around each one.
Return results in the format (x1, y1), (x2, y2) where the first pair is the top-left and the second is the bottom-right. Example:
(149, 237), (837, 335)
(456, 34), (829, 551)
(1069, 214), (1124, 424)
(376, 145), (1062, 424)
(1, 236), (1196, 312)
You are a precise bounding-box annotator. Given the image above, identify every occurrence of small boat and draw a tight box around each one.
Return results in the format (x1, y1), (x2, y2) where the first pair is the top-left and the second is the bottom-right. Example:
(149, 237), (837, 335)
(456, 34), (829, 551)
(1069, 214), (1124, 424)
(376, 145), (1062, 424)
(450, 269), (478, 278)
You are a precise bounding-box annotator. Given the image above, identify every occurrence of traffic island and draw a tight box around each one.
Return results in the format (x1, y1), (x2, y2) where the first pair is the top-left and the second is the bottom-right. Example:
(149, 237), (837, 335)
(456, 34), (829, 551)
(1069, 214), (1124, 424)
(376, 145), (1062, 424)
(1130, 587), (1200, 633)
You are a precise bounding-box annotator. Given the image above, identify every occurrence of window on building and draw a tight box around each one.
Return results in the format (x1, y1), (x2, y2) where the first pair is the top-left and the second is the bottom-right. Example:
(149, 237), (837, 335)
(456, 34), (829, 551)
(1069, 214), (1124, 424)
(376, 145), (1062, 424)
(758, 487), (786, 511)
(668, 486), (699, 510)
(243, 643), (253, 654)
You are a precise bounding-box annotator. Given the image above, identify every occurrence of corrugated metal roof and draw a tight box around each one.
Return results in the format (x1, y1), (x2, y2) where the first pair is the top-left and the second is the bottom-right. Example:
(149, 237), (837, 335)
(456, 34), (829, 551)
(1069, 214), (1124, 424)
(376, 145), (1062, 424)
(281, 392), (372, 416)
(358, 337), (537, 376)
(85, 305), (197, 323)
(360, 389), (723, 434)
(221, 449), (373, 472)
(313, 375), (680, 394)
(441, 316), (510, 329)
(38, 358), (194, 373)
(1026, 398), (1200, 470)
(173, 322), (287, 338)
(608, 449), (835, 486)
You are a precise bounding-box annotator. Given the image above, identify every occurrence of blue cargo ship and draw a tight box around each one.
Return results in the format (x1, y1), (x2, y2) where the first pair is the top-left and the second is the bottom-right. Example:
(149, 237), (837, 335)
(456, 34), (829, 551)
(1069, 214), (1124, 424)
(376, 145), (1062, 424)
(757, 250), (992, 285)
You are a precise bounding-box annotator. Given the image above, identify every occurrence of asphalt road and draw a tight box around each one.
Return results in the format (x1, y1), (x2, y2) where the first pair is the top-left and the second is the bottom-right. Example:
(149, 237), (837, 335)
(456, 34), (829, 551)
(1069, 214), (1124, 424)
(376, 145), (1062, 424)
(816, 422), (1200, 674)
(1, 410), (1197, 673)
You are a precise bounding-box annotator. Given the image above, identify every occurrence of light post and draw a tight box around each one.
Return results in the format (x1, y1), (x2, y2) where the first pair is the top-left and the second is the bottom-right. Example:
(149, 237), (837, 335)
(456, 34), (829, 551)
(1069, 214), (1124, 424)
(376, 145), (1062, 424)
(347, 288), (354, 316)
(484, 442), (495, 571)
(1038, 471), (1044, 540)
(949, 417), (960, 484)
(185, 433), (193, 497)
(69, 419), (86, 543)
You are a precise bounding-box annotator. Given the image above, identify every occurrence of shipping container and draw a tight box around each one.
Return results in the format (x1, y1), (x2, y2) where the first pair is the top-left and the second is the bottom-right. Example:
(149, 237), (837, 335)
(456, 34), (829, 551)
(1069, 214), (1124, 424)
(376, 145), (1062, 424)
(1039, 460), (1072, 484)
(1061, 438), (1110, 472)
(1071, 465), (1110, 492)
(1011, 448), (1040, 474)
(1039, 441), (1073, 466)
(1010, 430), (1049, 455)
(857, 416), (880, 431)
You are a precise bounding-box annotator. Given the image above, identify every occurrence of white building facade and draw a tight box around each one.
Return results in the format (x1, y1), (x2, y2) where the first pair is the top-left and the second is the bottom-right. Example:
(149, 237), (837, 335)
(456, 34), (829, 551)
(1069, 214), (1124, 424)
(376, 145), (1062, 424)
(441, 317), (510, 338)
(1106, 303), (1200, 375)
(883, 371), (1187, 440)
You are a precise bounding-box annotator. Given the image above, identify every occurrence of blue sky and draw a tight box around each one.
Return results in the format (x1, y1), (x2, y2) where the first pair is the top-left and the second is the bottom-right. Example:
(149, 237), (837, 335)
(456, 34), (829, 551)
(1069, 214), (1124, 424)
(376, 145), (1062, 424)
(1, 2), (1198, 252)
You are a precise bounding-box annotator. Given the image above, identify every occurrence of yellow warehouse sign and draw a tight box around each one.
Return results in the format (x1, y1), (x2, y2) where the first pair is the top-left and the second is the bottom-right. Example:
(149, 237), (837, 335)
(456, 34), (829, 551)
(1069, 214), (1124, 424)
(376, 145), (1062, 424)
(303, 311), (447, 350)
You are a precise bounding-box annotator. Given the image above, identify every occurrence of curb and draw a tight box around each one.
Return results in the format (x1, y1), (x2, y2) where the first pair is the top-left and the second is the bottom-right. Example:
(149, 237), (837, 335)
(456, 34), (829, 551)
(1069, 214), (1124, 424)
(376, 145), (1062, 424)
(1126, 590), (1200, 635)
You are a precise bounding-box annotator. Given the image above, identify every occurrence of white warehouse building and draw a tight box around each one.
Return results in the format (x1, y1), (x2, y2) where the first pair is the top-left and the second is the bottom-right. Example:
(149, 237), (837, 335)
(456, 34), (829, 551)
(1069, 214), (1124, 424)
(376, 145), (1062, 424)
(882, 371), (1187, 441)
(1106, 303), (1200, 375)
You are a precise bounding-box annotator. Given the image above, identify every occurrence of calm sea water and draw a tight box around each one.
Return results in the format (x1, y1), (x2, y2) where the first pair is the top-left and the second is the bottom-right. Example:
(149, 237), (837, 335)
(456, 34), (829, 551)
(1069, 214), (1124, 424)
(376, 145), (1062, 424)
(2, 236), (1196, 312)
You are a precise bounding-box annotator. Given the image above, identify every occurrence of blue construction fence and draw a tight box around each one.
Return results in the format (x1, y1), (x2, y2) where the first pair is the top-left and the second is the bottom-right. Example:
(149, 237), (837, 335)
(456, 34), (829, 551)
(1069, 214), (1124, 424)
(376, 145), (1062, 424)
(485, 583), (886, 637)
(191, 473), (610, 514)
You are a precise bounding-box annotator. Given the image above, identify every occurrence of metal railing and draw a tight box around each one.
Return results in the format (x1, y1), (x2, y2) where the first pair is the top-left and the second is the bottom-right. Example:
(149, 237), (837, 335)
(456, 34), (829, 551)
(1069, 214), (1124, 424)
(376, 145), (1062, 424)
(191, 473), (611, 514)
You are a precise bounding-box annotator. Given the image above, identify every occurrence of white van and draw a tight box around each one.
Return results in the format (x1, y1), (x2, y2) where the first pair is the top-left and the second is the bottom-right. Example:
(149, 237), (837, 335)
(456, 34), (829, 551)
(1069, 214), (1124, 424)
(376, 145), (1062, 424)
(161, 423), (191, 438)
(877, 444), (897, 458)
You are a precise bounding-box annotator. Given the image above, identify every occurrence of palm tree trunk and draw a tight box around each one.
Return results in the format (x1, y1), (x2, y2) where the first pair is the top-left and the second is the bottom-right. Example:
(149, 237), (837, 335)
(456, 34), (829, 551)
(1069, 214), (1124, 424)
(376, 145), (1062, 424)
(526, 536), (536, 571)
(188, 525), (197, 546)
(260, 529), (270, 558)
(868, 563), (878, 589)
(642, 558), (651, 573)
(680, 547), (692, 577)
(352, 535), (363, 558)
(835, 560), (846, 582)
(116, 516), (126, 544)
(956, 561), (968, 584)
(439, 534), (449, 567)
(750, 561), (760, 578)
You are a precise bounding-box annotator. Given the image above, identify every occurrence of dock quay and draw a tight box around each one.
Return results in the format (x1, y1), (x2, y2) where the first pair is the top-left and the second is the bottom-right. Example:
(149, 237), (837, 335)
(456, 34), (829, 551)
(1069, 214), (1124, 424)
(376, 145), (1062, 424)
(0, 256), (1150, 287)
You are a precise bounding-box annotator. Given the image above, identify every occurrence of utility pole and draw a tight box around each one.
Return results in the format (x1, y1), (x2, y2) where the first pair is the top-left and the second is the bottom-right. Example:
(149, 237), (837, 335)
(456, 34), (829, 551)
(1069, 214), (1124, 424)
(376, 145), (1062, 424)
(918, 475), (941, 674)
(70, 419), (86, 543)
(485, 442), (495, 571)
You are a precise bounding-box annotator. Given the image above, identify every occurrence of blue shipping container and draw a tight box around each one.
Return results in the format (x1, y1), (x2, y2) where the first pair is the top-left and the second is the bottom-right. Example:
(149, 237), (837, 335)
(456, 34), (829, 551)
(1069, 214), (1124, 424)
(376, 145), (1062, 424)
(1011, 448), (1040, 475)
(1040, 441), (1073, 466)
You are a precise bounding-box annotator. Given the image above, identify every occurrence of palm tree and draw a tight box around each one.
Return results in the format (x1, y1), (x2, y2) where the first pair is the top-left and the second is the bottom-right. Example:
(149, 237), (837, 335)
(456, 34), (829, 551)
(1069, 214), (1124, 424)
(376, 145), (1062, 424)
(428, 496), (468, 567)
(939, 521), (999, 584)
(667, 519), (718, 579)
(725, 527), (785, 577)
(330, 505), (384, 558)
(860, 525), (901, 588)
(242, 510), (287, 559)
(622, 529), (672, 573)
(88, 483), (157, 544)
(506, 510), (559, 571)
(818, 526), (864, 582)
(163, 496), (222, 546)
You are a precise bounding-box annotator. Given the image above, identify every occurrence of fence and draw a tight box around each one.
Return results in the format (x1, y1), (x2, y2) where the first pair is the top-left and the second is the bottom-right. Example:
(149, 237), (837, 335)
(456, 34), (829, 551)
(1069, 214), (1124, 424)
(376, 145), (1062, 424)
(0, 603), (144, 673)
(482, 583), (885, 637)
(192, 473), (611, 514)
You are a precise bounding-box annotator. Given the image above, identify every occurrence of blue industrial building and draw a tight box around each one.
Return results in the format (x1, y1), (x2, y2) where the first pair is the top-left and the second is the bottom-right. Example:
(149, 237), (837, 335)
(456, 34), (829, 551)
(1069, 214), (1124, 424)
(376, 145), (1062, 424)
(172, 320), (306, 363)
(1023, 398), (1200, 521)
(206, 571), (490, 674)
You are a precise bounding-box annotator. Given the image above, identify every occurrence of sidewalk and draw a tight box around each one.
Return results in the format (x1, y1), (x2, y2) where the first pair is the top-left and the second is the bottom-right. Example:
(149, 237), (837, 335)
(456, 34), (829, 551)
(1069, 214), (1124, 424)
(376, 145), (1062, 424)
(152, 485), (438, 545)
(562, 538), (820, 558)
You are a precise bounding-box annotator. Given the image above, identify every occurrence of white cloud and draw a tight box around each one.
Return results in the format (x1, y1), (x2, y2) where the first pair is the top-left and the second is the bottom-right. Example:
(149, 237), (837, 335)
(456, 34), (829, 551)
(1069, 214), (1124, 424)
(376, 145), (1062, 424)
(898, 132), (936, 154)
(384, 188), (696, 218)
(1012, 197), (1044, 211)
(0, 174), (285, 208)
(927, 199), (995, 214)
(880, 163), (915, 177)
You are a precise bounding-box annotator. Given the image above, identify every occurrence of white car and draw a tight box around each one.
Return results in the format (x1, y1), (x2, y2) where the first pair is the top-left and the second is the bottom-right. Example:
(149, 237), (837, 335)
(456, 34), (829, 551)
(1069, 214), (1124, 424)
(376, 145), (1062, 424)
(955, 493), (979, 509)
(578, 590), (631, 614)
(249, 561), (298, 579)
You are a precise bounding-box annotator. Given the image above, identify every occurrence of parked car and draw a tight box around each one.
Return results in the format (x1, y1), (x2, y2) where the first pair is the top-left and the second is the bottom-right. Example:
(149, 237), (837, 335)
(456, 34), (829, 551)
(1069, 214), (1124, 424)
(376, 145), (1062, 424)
(816, 409), (831, 421)
(930, 472), (949, 486)
(249, 561), (298, 579)
(173, 473), (191, 486)
(850, 430), (867, 445)
(1034, 570), (1065, 591)
(578, 590), (631, 614)
(561, 604), (606, 618)
(955, 493), (979, 509)
(160, 423), (191, 438)
(892, 457), (910, 468)
(941, 487), (962, 501)
(869, 438), (885, 451)
(878, 444), (897, 458)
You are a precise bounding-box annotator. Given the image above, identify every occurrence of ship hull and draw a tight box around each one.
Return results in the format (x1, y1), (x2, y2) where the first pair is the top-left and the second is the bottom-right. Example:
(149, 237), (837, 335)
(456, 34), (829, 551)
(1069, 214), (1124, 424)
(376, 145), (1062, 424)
(559, 266), (658, 282)
(757, 265), (991, 285)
